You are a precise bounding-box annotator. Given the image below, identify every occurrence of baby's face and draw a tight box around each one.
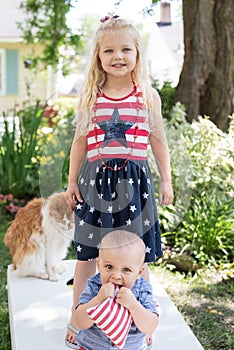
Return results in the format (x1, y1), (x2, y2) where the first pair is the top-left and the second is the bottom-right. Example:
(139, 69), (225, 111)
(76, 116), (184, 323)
(97, 246), (144, 289)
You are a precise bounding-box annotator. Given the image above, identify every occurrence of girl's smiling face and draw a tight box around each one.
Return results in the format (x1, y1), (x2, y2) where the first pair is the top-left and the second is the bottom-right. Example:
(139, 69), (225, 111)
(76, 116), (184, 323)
(97, 245), (145, 290)
(98, 30), (137, 79)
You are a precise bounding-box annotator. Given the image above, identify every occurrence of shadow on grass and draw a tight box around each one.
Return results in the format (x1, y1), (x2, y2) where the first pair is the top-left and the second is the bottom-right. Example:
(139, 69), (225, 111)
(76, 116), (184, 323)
(192, 277), (234, 298)
(180, 304), (233, 350)
(178, 278), (234, 350)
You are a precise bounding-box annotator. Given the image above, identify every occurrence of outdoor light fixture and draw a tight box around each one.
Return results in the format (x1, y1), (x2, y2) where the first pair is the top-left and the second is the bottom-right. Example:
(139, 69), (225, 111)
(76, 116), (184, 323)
(24, 59), (32, 68)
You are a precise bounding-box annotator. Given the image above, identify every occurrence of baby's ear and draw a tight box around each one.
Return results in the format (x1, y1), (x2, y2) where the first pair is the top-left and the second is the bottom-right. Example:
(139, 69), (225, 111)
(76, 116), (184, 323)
(96, 257), (100, 270)
(138, 264), (145, 278)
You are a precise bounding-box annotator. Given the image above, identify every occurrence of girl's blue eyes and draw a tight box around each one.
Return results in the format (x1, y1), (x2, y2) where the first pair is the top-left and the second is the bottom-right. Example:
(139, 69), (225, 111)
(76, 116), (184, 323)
(104, 48), (131, 53)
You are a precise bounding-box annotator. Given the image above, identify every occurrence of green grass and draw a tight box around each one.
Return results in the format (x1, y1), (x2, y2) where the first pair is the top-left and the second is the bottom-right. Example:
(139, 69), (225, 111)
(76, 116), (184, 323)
(0, 214), (233, 350)
(151, 266), (234, 350)
(0, 217), (12, 350)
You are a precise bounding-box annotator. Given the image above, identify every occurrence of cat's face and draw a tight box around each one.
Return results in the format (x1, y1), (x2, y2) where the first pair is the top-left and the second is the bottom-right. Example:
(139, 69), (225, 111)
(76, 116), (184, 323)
(47, 193), (74, 238)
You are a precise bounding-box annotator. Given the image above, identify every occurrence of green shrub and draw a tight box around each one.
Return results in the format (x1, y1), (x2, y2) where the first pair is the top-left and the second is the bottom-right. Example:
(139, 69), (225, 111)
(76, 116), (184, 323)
(39, 101), (75, 197)
(149, 103), (234, 266)
(176, 194), (234, 264)
(0, 101), (47, 198)
(0, 98), (76, 200)
(0, 193), (26, 218)
(151, 79), (176, 121)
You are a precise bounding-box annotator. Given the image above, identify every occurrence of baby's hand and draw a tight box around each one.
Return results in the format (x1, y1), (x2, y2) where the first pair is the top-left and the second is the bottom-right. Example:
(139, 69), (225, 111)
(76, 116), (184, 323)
(115, 287), (136, 310)
(97, 282), (115, 303)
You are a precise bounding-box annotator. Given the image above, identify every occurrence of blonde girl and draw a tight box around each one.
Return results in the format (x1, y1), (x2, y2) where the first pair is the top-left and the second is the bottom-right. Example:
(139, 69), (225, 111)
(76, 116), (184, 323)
(65, 15), (173, 348)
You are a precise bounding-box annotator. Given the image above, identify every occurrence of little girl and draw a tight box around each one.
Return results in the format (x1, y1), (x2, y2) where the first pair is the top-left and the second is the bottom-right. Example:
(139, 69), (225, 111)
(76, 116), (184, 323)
(65, 15), (173, 348)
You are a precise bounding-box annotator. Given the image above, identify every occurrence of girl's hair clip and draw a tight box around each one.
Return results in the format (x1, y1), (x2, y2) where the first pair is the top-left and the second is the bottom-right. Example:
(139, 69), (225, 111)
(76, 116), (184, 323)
(100, 14), (119, 23)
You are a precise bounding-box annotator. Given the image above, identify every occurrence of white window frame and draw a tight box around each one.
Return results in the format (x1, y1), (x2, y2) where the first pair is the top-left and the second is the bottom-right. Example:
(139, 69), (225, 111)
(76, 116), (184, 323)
(0, 49), (6, 96)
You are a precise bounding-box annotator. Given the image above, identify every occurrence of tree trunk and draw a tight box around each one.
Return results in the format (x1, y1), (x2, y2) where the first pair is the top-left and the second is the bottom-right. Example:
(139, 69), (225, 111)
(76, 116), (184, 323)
(175, 0), (234, 131)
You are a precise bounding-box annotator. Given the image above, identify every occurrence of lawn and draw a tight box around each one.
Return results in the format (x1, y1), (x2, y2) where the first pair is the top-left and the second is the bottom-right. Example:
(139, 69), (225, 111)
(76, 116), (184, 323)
(0, 215), (233, 350)
(151, 266), (234, 350)
(0, 217), (12, 350)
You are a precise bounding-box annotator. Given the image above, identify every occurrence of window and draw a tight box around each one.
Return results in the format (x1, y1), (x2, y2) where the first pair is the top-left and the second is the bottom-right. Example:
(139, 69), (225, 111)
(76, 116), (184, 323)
(0, 49), (18, 96)
(0, 49), (6, 95)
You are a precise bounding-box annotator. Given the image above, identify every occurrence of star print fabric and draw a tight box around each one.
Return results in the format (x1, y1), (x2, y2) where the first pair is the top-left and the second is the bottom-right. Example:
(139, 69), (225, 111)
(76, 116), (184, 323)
(74, 158), (162, 262)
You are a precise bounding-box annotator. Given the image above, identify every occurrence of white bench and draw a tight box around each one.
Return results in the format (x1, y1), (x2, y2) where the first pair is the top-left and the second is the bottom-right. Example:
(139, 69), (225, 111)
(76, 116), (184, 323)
(7, 260), (204, 350)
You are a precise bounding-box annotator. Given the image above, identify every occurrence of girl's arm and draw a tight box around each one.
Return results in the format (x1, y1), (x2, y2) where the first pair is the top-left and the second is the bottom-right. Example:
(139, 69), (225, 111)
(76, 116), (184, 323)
(149, 88), (173, 205)
(66, 135), (87, 207)
(149, 133), (173, 205)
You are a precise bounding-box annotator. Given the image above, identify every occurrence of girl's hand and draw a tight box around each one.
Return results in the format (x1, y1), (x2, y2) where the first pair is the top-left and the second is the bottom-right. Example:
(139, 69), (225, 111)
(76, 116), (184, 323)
(65, 182), (83, 208)
(96, 282), (115, 303)
(115, 287), (136, 311)
(158, 181), (173, 206)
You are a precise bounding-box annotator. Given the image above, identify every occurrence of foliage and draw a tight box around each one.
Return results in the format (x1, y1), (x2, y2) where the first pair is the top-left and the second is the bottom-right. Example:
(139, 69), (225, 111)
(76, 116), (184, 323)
(149, 102), (234, 267)
(152, 266), (234, 350)
(18, 0), (83, 72)
(39, 98), (76, 197)
(0, 97), (76, 200)
(152, 79), (176, 121)
(0, 101), (47, 198)
(176, 195), (234, 265)
(0, 194), (26, 218)
(173, 115), (234, 265)
(0, 216), (11, 350)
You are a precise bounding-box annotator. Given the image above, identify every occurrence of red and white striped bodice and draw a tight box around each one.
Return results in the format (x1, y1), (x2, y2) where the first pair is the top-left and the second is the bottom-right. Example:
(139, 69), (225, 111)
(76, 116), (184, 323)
(87, 87), (149, 162)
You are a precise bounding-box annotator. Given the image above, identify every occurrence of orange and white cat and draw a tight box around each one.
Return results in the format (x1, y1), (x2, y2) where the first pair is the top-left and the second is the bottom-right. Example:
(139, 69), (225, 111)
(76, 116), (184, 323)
(4, 192), (74, 281)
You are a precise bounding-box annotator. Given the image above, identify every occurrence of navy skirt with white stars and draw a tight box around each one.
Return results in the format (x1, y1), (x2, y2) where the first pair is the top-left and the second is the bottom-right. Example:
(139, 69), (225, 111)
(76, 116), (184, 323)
(74, 158), (162, 263)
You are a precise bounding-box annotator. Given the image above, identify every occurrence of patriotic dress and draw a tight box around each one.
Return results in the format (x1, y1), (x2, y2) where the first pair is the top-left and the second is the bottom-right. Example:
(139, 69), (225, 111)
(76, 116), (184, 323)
(74, 85), (162, 262)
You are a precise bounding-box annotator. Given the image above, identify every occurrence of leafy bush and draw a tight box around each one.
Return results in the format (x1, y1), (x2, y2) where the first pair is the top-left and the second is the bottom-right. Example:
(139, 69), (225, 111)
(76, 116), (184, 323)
(149, 103), (234, 266)
(177, 194), (234, 265)
(39, 99), (76, 197)
(0, 101), (47, 198)
(151, 79), (176, 121)
(175, 115), (234, 265)
(0, 194), (26, 218)
(0, 98), (76, 200)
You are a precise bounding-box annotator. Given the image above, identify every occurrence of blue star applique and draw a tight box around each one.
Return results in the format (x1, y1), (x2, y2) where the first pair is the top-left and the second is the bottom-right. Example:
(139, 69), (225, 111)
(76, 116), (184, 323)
(97, 107), (133, 148)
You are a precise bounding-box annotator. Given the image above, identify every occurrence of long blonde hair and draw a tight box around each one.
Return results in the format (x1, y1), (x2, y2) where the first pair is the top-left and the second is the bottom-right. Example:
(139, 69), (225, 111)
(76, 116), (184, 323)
(76, 17), (155, 136)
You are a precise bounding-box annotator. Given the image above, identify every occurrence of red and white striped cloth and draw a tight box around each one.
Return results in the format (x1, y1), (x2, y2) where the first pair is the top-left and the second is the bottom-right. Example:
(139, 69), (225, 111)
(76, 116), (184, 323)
(86, 287), (132, 349)
(87, 92), (150, 162)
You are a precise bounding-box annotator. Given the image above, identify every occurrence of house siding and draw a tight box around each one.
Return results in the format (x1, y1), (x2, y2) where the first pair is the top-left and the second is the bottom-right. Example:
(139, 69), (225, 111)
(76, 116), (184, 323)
(0, 43), (53, 112)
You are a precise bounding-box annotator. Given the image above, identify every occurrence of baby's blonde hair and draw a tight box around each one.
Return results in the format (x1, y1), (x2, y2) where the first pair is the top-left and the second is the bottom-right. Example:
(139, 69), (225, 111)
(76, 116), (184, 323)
(99, 230), (146, 266)
(76, 17), (155, 135)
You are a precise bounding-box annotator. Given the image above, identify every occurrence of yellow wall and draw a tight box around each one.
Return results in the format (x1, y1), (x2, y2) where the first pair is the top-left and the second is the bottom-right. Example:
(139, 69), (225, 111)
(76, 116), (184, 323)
(0, 42), (56, 113)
